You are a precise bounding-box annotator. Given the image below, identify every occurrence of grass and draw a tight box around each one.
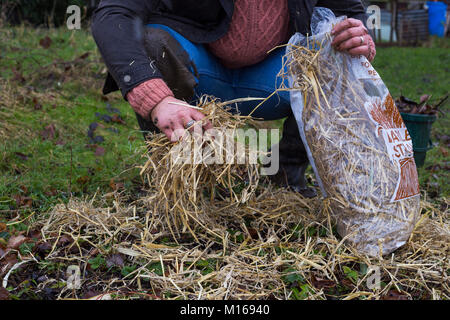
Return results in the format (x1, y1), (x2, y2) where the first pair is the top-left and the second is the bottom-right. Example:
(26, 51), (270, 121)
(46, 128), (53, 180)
(372, 37), (450, 198)
(0, 26), (146, 215)
(0, 25), (448, 300)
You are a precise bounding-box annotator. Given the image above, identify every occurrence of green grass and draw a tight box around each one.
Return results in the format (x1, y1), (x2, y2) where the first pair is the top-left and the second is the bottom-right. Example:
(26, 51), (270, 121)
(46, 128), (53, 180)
(372, 37), (450, 198)
(0, 26), (146, 214)
(373, 38), (450, 102)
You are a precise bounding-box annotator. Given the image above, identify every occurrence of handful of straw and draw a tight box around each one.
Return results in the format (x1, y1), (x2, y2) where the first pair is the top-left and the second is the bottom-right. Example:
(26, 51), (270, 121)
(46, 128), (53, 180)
(139, 96), (264, 241)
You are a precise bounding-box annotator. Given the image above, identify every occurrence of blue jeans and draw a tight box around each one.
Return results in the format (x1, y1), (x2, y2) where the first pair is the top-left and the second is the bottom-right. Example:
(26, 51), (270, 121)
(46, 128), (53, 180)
(148, 24), (291, 120)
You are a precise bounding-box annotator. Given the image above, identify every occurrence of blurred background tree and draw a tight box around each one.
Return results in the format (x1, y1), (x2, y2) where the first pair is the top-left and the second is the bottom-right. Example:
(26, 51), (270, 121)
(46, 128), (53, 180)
(0, 0), (99, 27)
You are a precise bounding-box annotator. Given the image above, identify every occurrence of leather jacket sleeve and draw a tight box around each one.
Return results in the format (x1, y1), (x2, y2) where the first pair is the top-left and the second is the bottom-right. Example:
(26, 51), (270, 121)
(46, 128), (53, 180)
(91, 0), (162, 98)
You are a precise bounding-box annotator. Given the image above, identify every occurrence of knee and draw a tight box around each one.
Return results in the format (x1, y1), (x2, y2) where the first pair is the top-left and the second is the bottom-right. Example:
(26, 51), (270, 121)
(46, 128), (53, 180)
(143, 27), (198, 101)
(144, 28), (178, 56)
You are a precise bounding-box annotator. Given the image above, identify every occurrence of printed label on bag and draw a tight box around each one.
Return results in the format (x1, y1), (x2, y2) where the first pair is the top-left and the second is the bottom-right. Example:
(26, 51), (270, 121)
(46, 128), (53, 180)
(365, 94), (420, 202)
(352, 55), (381, 81)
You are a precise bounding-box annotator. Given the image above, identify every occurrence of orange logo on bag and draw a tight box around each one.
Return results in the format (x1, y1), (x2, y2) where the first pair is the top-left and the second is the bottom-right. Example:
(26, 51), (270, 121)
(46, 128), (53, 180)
(366, 94), (420, 202)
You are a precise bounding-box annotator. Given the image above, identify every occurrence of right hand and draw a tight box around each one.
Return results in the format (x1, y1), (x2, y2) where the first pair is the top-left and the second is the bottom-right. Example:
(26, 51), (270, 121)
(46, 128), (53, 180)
(150, 96), (213, 142)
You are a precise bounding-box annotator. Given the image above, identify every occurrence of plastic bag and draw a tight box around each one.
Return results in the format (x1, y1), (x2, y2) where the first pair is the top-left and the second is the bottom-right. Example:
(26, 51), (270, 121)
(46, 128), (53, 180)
(286, 8), (420, 256)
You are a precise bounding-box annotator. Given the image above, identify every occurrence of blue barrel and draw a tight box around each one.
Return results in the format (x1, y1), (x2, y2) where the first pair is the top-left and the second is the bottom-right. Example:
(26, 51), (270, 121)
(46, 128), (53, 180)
(427, 1), (448, 37)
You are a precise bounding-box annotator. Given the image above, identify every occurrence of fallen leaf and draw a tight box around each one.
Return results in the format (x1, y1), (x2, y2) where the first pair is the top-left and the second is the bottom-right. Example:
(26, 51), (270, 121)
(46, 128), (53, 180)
(79, 52), (90, 60)
(440, 147), (448, 157)
(76, 175), (90, 185)
(14, 152), (28, 161)
(40, 124), (56, 141)
(0, 287), (10, 300)
(19, 185), (28, 194)
(89, 248), (99, 257)
(57, 235), (73, 246)
(247, 227), (258, 239)
(11, 67), (25, 83)
(381, 290), (409, 300)
(94, 146), (105, 157)
(7, 235), (27, 250)
(311, 274), (336, 289)
(0, 223), (6, 232)
(82, 291), (101, 299)
(28, 229), (41, 240)
(109, 179), (124, 191)
(44, 188), (58, 197)
(36, 241), (52, 253)
(111, 114), (125, 124)
(32, 97), (42, 110)
(106, 254), (125, 268)
(340, 278), (354, 288)
(39, 36), (52, 49)
(12, 194), (32, 208)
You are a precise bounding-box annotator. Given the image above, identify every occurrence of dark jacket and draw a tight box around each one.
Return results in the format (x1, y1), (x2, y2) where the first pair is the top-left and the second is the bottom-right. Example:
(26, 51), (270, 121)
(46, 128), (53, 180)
(91, 0), (367, 98)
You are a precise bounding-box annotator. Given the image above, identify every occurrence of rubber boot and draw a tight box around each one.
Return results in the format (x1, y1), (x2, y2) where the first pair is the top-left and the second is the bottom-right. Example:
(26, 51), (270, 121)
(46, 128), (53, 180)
(268, 115), (317, 198)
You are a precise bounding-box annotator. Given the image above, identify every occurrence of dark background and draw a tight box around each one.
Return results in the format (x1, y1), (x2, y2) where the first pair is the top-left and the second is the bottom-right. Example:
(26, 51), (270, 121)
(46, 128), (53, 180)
(0, 0), (99, 27)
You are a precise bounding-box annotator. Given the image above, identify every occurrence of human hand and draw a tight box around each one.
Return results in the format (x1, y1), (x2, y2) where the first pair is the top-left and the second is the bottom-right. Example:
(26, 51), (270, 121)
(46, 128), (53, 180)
(150, 96), (213, 142)
(331, 18), (376, 62)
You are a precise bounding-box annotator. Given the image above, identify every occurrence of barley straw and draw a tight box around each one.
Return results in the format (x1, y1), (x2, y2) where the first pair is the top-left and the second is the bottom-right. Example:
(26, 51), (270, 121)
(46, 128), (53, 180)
(31, 96), (448, 300)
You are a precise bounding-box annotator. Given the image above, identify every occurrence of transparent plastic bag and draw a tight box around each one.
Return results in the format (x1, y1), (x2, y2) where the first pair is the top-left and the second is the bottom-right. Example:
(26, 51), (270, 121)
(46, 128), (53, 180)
(287, 8), (420, 256)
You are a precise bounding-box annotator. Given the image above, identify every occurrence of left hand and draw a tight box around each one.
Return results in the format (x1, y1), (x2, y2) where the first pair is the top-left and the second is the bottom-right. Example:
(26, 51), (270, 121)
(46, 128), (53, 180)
(331, 18), (376, 62)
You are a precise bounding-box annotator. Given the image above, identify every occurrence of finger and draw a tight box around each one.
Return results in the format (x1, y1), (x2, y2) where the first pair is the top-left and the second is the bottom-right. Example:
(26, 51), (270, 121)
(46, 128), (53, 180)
(161, 127), (175, 142)
(191, 111), (213, 130)
(332, 26), (367, 47)
(331, 18), (363, 36)
(180, 113), (197, 132)
(347, 45), (370, 57)
(336, 34), (369, 51)
(172, 119), (188, 142)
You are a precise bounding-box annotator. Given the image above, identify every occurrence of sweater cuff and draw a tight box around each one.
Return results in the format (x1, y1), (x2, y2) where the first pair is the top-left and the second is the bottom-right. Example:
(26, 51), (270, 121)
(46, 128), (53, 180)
(127, 79), (174, 120)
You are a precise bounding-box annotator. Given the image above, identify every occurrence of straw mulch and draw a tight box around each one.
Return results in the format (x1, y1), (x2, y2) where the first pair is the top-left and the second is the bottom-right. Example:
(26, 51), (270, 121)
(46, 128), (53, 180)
(31, 97), (449, 300)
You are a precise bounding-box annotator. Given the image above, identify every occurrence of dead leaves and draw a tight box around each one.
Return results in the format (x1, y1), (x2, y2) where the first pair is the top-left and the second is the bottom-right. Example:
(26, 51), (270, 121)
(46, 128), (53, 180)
(94, 146), (105, 157)
(381, 290), (409, 300)
(12, 194), (32, 208)
(396, 94), (447, 116)
(14, 152), (29, 161)
(11, 66), (26, 83)
(111, 114), (125, 125)
(7, 235), (27, 250)
(85, 144), (106, 157)
(109, 179), (124, 191)
(32, 97), (42, 110)
(0, 287), (10, 300)
(39, 36), (52, 49)
(40, 123), (57, 141)
(106, 254), (125, 269)
(311, 274), (336, 290)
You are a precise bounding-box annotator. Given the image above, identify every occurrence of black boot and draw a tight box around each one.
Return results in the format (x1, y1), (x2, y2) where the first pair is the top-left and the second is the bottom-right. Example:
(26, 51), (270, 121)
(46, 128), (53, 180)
(268, 115), (317, 198)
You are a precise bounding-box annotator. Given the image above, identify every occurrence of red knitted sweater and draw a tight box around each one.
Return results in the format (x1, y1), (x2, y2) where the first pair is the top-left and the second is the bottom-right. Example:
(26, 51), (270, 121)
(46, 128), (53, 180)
(128, 0), (290, 120)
